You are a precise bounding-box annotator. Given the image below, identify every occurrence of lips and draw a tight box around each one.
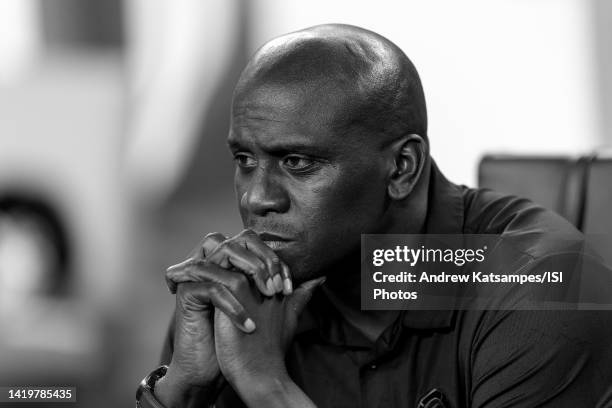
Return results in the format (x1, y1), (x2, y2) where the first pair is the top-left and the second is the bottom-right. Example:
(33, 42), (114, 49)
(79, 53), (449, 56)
(257, 232), (294, 250)
(258, 232), (291, 241)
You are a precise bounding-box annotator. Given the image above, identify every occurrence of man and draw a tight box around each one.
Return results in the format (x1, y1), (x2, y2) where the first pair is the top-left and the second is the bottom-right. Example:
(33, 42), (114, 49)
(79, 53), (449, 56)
(137, 24), (612, 407)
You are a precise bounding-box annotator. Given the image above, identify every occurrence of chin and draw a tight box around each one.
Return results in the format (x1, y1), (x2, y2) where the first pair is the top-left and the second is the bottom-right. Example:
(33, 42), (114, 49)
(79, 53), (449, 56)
(278, 243), (352, 284)
(282, 257), (324, 285)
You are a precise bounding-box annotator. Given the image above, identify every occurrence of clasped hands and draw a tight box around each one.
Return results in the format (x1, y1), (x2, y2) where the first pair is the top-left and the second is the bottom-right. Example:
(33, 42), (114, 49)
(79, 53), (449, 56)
(156, 229), (323, 408)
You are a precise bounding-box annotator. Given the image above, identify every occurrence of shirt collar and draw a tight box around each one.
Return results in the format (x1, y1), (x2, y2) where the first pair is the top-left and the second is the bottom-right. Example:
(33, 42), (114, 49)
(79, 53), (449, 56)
(423, 159), (465, 235)
(402, 159), (463, 330)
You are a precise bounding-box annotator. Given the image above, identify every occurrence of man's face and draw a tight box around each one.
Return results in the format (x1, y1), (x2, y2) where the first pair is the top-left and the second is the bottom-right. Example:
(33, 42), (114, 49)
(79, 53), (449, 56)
(229, 83), (390, 282)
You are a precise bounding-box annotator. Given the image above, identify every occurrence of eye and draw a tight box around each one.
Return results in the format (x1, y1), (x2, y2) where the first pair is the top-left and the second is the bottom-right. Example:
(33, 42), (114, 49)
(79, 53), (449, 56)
(282, 155), (315, 171)
(234, 153), (257, 168)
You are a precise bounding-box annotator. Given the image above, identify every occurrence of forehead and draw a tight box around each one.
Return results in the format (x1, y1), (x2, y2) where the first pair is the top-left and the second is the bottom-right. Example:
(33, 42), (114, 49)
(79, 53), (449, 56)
(229, 83), (358, 150)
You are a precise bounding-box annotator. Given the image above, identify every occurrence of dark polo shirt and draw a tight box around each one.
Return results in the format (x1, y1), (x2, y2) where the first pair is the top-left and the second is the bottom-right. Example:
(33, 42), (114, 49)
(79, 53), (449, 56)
(158, 162), (612, 408)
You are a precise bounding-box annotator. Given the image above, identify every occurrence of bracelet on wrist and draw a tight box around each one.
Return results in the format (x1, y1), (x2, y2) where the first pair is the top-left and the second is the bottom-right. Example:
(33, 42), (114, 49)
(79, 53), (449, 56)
(136, 365), (168, 408)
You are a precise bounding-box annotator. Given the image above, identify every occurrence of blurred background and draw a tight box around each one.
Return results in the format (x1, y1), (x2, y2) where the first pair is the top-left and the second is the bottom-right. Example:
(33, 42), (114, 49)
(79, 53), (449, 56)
(0, 0), (611, 406)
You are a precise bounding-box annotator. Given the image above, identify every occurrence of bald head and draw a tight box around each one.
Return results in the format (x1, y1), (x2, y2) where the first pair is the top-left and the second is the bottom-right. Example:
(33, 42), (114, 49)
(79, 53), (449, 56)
(233, 24), (428, 142)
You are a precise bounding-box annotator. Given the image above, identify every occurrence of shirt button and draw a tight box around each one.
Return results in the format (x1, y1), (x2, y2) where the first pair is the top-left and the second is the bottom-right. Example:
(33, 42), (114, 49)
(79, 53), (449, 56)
(369, 364), (377, 370)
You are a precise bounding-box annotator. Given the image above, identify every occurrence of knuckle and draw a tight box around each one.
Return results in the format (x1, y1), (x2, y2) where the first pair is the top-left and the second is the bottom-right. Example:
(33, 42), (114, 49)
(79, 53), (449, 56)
(221, 237), (235, 247)
(192, 258), (207, 268)
(254, 261), (268, 277)
(228, 273), (249, 292)
(208, 283), (222, 297)
(239, 228), (257, 238)
(213, 238), (235, 254)
(204, 232), (225, 241)
(166, 259), (194, 278)
(190, 259), (215, 276)
(184, 258), (202, 272)
(201, 233), (225, 255)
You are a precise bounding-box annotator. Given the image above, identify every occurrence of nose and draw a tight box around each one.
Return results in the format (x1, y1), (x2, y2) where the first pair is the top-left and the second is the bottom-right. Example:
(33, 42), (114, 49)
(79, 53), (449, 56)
(241, 166), (290, 216)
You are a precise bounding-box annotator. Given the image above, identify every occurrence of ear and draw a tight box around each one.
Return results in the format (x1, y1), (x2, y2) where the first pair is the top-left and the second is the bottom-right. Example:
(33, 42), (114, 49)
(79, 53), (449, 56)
(387, 134), (427, 200)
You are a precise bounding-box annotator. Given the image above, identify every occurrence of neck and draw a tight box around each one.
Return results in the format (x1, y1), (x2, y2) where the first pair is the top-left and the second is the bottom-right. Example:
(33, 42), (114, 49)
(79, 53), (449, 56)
(323, 277), (399, 343)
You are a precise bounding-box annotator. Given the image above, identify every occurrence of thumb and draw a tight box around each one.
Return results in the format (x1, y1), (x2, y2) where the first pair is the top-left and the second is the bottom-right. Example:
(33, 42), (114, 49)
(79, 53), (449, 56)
(288, 276), (326, 315)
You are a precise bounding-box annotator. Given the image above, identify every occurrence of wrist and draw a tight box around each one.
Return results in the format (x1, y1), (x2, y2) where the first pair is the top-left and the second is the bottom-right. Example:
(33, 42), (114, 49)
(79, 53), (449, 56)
(236, 368), (294, 407)
(154, 365), (223, 408)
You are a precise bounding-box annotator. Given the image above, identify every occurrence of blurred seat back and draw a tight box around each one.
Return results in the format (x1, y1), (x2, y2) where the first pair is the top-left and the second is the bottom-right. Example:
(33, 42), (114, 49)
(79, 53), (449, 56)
(478, 155), (588, 227)
(581, 152), (612, 267)
(582, 152), (612, 233)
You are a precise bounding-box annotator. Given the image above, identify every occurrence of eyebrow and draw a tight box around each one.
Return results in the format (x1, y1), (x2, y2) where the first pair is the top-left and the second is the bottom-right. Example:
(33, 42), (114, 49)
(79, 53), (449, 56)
(227, 135), (335, 157)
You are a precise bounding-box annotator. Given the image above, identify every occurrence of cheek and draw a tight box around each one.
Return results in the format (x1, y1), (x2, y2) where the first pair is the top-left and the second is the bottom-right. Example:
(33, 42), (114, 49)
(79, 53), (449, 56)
(333, 166), (386, 213)
(299, 168), (387, 234)
(235, 186), (246, 219)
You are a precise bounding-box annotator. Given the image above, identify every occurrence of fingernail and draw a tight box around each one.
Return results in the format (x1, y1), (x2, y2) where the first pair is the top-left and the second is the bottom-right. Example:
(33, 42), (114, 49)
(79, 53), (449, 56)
(283, 278), (293, 294)
(273, 274), (283, 292)
(266, 278), (276, 295)
(244, 318), (256, 332)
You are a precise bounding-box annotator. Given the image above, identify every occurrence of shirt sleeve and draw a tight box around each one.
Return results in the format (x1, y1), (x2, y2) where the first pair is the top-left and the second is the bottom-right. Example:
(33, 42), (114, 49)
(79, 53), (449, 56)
(470, 249), (612, 407)
(470, 308), (612, 407)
